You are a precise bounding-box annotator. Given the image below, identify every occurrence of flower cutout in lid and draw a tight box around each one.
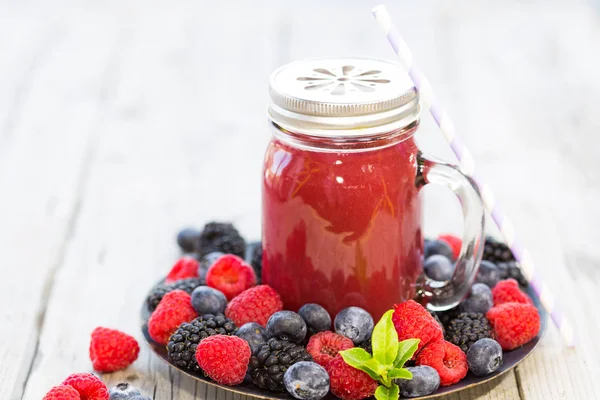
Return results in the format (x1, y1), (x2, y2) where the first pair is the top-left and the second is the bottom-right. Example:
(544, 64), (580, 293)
(297, 65), (391, 95)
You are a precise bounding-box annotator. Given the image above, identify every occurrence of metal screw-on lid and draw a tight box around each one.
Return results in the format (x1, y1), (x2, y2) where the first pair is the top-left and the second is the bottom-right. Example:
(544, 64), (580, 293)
(268, 58), (419, 137)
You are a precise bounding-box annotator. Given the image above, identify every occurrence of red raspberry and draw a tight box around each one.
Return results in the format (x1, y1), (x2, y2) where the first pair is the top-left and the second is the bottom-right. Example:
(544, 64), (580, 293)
(492, 279), (533, 306)
(62, 373), (108, 400)
(392, 300), (444, 354)
(307, 331), (354, 367)
(89, 327), (140, 372)
(165, 256), (200, 284)
(487, 302), (540, 350)
(326, 354), (378, 400)
(438, 234), (462, 260)
(148, 289), (197, 345)
(196, 335), (251, 385)
(416, 340), (468, 386)
(206, 254), (257, 300)
(43, 385), (81, 400)
(225, 284), (282, 326)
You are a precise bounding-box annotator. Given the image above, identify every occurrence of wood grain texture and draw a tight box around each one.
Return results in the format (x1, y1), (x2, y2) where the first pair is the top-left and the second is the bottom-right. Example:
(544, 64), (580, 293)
(1, 0), (598, 399)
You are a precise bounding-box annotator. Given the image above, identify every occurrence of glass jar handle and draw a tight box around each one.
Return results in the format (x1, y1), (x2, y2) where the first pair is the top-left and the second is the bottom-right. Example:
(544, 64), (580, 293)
(416, 152), (485, 311)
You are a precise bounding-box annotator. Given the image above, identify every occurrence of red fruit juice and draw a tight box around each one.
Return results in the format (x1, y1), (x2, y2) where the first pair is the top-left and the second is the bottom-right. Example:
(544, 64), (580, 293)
(262, 131), (423, 320)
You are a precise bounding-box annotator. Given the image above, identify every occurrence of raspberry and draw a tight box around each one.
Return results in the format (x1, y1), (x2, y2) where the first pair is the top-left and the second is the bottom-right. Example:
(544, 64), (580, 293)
(196, 335), (251, 385)
(416, 340), (468, 386)
(392, 300), (444, 354)
(148, 290), (197, 345)
(487, 302), (540, 350)
(438, 234), (461, 260)
(306, 331), (354, 367)
(43, 385), (81, 400)
(326, 354), (378, 400)
(62, 373), (109, 400)
(206, 254), (256, 300)
(165, 257), (200, 284)
(492, 279), (533, 306)
(89, 327), (140, 372)
(225, 285), (283, 326)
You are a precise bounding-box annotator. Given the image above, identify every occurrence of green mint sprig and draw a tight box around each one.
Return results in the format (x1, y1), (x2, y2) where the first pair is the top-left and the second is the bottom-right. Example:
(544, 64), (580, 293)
(339, 310), (419, 400)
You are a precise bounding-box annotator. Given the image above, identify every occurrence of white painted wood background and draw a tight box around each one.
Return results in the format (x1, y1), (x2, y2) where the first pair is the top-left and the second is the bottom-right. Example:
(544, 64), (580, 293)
(1, 0), (599, 399)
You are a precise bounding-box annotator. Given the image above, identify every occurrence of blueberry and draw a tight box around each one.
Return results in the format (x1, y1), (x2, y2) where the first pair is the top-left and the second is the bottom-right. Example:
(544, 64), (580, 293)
(298, 304), (331, 336)
(191, 286), (227, 315)
(109, 383), (141, 400)
(198, 251), (224, 281)
(424, 239), (453, 260)
(461, 283), (493, 314)
(396, 366), (440, 397)
(334, 307), (374, 344)
(283, 361), (330, 400)
(177, 228), (200, 253)
(475, 260), (501, 288)
(424, 255), (455, 281)
(467, 338), (503, 376)
(236, 322), (268, 355)
(266, 311), (307, 343)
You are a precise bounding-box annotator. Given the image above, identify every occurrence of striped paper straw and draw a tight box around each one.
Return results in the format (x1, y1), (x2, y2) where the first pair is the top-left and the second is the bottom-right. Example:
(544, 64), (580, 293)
(372, 4), (576, 347)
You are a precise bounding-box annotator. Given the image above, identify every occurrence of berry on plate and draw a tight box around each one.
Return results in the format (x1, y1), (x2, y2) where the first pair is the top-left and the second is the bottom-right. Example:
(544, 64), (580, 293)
(165, 257), (200, 284)
(283, 361), (330, 400)
(487, 302), (540, 350)
(334, 307), (374, 345)
(424, 255), (454, 281)
(416, 340), (468, 386)
(176, 227), (201, 253)
(467, 338), (503, 376)
(62, 373), (109, 400)
(445, 312), (493, 353)
(266, 311), (308, 344)
(437, 234), (461, 260)
(460, 283), (493, 314)
(396, 365), (440, 398)
(191, 286), (227, 315)
(483, 239), (515, 263)
(392, 300), (443, 353)
(148, 290), (197, 345)
(108, 383), (143, 400)
(206, 254), (256, 300)
(196, 335), (252, 385)
(43, 385), (81, 400)
(89, 327), (139, 373)
(225, 284), (283, 327)
(146, 278), (203, 312)
(492, 279), (533, 306)
(249, 338), (313, 392)
(168, 314), (238, 372)
(235, 322), (268, 355)
(197, 222), (246, 258)
(299, 303), (332, 337)
(424, 239), (453, 260)
(497, 261), (528, 287)
(325, 354), (378, 400)
(306, 331), (354, 367)
(475, 260), (501, 288)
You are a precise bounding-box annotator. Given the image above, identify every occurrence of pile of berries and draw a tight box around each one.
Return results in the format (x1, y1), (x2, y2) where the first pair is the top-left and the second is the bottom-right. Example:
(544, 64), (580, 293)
(43, 223), (541, 400)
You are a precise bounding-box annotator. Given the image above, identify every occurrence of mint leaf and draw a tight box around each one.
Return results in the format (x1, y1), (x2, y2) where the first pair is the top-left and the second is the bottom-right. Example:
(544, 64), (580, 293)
(393, 338), (420, 368)
(388, 367), (413, 380)
(339, 348), (380, 381)
(374, 383), (400, 400)
(372, 310), (398, 366)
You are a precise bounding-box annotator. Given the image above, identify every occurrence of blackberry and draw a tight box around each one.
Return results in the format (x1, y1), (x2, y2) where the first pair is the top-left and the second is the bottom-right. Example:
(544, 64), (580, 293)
(482, 239), (515, 264)
(146, 278), (203, 312)
(434, 307), (460, 330)
(197, 222), (246, 258)
(497, 261), (528, 287)
(249, 338), (312, 392)
(445, 312), (493, 353)
(167, 313), (237, 372)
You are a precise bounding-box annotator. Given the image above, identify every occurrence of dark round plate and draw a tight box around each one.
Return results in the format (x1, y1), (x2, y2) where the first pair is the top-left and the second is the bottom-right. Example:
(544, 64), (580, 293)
(141, 281), (546, 399)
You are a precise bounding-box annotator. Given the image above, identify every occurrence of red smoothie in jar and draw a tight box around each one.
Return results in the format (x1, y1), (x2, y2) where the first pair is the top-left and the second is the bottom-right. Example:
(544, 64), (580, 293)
(262, 134), (423, 320)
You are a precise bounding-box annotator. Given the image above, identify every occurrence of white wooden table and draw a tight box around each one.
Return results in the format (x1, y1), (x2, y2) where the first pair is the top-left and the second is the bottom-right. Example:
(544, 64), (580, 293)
(2, 0), (599, 398)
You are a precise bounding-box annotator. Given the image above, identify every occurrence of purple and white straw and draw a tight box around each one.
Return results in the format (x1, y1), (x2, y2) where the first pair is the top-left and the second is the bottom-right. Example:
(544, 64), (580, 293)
(372, 4), (575, 346)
